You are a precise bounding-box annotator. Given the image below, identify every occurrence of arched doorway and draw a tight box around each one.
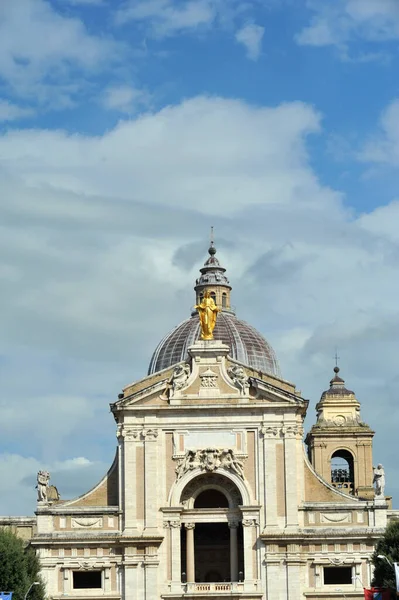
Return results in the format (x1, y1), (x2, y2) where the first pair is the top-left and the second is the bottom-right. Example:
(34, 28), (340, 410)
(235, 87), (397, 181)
(180, 474), (244, 583)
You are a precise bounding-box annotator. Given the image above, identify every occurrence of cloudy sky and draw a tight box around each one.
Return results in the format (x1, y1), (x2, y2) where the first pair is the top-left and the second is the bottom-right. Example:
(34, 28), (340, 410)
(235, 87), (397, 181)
(1, 0), (399, 515)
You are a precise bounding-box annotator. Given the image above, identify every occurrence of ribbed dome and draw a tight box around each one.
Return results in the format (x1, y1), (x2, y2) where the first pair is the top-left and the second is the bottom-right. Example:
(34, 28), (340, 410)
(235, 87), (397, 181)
(148, 311), (281, 377)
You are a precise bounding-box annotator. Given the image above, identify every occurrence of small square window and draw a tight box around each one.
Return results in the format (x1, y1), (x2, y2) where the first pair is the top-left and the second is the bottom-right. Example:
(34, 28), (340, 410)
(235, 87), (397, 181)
(324, 566), (352, 585)
(72, 571), (102, 589)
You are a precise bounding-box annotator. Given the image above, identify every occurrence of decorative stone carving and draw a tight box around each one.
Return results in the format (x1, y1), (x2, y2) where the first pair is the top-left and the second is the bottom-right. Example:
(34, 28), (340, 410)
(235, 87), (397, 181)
(36, 470), (50, 503)
(47, 485), (60, 502)
(185, 522), (195, 530)
(200, 368), (218, 388)
(175, 448), (245, 479)
(282, 425), (302, 438)
(164, 520), (181, 529)
(142, 428), (158, 440)
(242, 518), (258, 527)
(72, 517), (103, 529)
(119, 426), (157, 441)
(261, 425), (279, 438)
(373, 464), (385, 498)
(320, 512), (352, 524)
(227, 365), (250, 394)
(125, 428), (140, 441)
(160, 363), (191, 400)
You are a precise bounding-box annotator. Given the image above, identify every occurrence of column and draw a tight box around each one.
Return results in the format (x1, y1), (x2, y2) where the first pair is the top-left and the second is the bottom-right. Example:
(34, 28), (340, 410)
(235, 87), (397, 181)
(185, 523), (195, 583)
(229, 522), (239, 581)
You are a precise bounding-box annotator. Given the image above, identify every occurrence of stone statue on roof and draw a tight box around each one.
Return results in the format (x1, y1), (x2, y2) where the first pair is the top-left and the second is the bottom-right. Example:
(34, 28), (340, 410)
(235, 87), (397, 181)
(373, 464), (385, 498)
(36, 470), (50, 503)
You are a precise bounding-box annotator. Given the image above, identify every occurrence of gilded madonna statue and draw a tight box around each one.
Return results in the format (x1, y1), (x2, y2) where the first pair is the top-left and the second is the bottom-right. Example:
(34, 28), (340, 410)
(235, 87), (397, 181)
(195, 290), (220, 340)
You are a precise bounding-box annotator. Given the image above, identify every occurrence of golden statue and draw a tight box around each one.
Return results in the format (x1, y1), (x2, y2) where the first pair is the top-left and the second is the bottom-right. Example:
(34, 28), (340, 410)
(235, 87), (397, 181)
(195, 290), (220, 340)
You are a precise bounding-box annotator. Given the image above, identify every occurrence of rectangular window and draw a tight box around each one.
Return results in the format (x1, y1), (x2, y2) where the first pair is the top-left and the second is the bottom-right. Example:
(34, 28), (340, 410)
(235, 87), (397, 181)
(72, 571), (102, 589)
(323, 566), (352, 585)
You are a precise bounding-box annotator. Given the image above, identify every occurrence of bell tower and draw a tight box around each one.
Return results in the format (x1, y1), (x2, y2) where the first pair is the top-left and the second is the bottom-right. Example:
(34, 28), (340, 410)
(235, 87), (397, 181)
(305, 366), (375, 499)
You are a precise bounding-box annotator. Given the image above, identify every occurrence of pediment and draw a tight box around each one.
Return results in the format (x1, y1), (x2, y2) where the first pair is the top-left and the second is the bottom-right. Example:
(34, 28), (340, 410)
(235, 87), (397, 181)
(111, 341), (307, 417)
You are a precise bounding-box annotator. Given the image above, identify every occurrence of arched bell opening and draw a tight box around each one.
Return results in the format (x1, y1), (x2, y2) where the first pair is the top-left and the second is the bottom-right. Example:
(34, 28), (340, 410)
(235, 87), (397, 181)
(180, 473), (244, 584)
(330, 449), (354, 495)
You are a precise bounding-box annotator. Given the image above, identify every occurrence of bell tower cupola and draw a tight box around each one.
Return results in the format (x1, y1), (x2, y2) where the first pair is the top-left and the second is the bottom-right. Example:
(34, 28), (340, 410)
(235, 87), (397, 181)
(305, 366), (375, 499)
(194, 235), (233, 312)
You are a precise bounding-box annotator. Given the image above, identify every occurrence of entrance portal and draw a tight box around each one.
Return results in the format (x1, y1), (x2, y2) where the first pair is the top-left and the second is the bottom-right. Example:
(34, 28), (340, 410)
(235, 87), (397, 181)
(181, 522), (244, 583)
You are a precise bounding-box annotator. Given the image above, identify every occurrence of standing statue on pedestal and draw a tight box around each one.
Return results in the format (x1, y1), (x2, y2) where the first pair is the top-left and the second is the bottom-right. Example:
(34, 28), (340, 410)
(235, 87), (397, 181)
(195, 290), (220, 340)
(36, 470), (50, 503)
(373, 464), (385, 498)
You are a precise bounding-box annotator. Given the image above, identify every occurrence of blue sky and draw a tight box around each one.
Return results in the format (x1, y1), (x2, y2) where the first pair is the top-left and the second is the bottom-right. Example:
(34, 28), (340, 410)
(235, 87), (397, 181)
(1, 0), (399, 513)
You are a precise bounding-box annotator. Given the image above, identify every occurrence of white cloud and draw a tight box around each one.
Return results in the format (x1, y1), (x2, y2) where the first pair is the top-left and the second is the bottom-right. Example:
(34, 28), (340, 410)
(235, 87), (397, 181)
(0, 100), (34, 122)
(101, 85), (150, 113)
(235, 23), (264, 60)
(0, 454), (109, 515)
(359, 99), (399, 165)
(296, 0), (399, 50)
(115, 0), (216, 36)
(0, 0), (122, 105)
(0, 97), (322, 216)
(62, 0), (104, 4)
(1, 95), (399, 512)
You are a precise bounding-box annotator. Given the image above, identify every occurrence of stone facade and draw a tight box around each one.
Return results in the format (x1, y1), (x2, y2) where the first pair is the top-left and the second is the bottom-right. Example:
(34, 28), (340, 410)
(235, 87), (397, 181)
(3, 244), (397, 600)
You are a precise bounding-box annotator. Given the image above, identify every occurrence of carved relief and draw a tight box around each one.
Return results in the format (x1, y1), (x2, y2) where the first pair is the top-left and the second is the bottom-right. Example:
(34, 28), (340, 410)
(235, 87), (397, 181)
(320, 512), (352, 524)
(227, 365), (250, 394)
(142, 428), (158, 440)
(118, 427), (158, 441)
(200, 368), (218, 388)
(175, 448), (245, 479)
(282, 425), (303, 438)
(242, 518), (258, 527)
(261, 426), (279, 438)
(164, 520), (181, 529)
(160, 363), (191, 400)
(71, 517), (103, 529)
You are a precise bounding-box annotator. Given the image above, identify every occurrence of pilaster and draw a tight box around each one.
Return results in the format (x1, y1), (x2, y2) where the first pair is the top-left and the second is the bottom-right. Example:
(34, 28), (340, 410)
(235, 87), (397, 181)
(283, 425), (300, 528)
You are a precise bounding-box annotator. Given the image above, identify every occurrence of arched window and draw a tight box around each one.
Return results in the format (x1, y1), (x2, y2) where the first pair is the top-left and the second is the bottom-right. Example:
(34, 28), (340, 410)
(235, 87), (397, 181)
(194, 489), (229, 508)
(331, 450), (354, 495)
(210, 292), (216, 303)
(222, 293), (227, 308)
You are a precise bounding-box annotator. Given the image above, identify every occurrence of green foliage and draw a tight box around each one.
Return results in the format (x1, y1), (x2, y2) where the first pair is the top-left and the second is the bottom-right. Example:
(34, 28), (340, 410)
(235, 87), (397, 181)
(371, 520), (399, 590)
(0, 529), (45, 600)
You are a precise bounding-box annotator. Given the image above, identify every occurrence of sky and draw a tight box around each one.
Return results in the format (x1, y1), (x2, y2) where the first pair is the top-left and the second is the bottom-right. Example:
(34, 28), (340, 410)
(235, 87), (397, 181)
(1, 0), (399, 515)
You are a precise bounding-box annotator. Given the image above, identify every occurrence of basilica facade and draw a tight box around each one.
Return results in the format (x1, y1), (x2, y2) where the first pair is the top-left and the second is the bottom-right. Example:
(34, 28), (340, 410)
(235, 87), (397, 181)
(22, 244), (398, 599)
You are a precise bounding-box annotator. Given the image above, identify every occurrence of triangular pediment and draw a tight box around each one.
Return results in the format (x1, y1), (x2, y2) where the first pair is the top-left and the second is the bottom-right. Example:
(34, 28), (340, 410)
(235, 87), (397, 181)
(111, 348), (307, 415)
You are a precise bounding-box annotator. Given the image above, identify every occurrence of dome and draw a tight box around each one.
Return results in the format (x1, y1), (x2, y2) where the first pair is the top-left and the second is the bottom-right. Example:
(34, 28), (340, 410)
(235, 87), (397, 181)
(148, 312), (281, 377)
(148, 239), (281, 378)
